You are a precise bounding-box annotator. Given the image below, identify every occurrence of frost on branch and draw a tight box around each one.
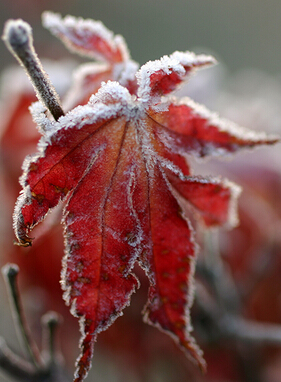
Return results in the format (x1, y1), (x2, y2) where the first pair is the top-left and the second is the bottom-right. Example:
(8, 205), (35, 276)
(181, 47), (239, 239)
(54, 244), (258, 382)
(6, 12), (279, 382)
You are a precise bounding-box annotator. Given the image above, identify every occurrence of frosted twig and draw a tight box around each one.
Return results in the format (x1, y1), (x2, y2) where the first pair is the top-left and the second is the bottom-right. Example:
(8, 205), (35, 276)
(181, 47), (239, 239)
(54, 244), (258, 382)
(2, 19), (64, 121)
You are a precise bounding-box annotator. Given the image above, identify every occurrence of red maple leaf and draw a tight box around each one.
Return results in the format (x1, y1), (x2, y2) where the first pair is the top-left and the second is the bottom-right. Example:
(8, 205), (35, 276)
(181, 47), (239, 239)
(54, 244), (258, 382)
(6, 13), (277, 382)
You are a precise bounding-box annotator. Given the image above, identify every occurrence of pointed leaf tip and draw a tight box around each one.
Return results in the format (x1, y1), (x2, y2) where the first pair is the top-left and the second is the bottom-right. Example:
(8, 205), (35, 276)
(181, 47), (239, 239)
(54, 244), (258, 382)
(136, 51), (217, 102)
(42, 11), (129, 63)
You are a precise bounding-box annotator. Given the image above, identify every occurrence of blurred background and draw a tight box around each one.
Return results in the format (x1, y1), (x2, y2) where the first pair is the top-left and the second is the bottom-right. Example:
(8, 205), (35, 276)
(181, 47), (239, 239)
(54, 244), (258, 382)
(0, 0), (281, 74)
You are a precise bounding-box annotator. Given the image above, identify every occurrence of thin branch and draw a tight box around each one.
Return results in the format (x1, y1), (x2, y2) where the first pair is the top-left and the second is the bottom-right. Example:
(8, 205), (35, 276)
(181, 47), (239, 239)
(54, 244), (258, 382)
(2, 19), (65, 121)
(1, 264), (44, 370)
(222, 315), (281, 346)
(0, 337), (36, 381)
(200, 229), (241, 313)
(41, 311), (63, 367)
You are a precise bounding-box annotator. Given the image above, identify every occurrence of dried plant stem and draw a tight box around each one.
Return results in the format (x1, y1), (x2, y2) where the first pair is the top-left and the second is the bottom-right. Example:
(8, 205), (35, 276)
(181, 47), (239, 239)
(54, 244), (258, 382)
(1, 264), (44, 370)
(201, 229), (240, 312)
(2, 19), (64, 121)
(41, 311), (63, 366)
(0, 337), (35, 380)
(0, 264), (70, 381)
(224, 315), (281, 345)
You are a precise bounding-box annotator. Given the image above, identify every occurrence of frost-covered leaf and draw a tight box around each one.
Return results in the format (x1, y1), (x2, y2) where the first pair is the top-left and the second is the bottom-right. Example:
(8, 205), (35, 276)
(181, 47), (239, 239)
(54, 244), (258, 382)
(42, 11), (128, 62)
(43, 12), (139, 109)
(137, 51), (216, 102)
(11, 15), (278, 382)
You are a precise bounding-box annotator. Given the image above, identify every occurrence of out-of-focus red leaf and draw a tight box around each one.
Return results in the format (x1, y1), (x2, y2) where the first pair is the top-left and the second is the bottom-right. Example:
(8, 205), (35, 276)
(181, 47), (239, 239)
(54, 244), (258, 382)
(0, 60), (73, 305)
(0, 70), (38, 195)
(12, 13), (278, 382)
(0, 61), (74, 196)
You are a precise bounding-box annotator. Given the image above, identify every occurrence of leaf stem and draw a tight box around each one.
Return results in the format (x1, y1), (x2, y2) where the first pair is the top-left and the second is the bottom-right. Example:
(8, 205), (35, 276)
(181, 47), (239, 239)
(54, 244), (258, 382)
(2, 19), (65, 121)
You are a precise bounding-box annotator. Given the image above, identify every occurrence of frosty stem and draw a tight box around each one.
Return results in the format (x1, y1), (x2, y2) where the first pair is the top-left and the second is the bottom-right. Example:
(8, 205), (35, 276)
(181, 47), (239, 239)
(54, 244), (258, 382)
(2, 19), (64, 121)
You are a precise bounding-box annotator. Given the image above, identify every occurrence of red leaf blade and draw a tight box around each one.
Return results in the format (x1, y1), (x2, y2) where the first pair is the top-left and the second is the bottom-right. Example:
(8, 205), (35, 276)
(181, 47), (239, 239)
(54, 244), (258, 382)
(13, 101), (124, 246)
(137, 51), (216, 101)
(62, 120), (150, 379)
(139, 165), (205, 370)
(151, 99), (278, 157)
(42, 11), (128, 63)
(167, 173), (241, 227)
